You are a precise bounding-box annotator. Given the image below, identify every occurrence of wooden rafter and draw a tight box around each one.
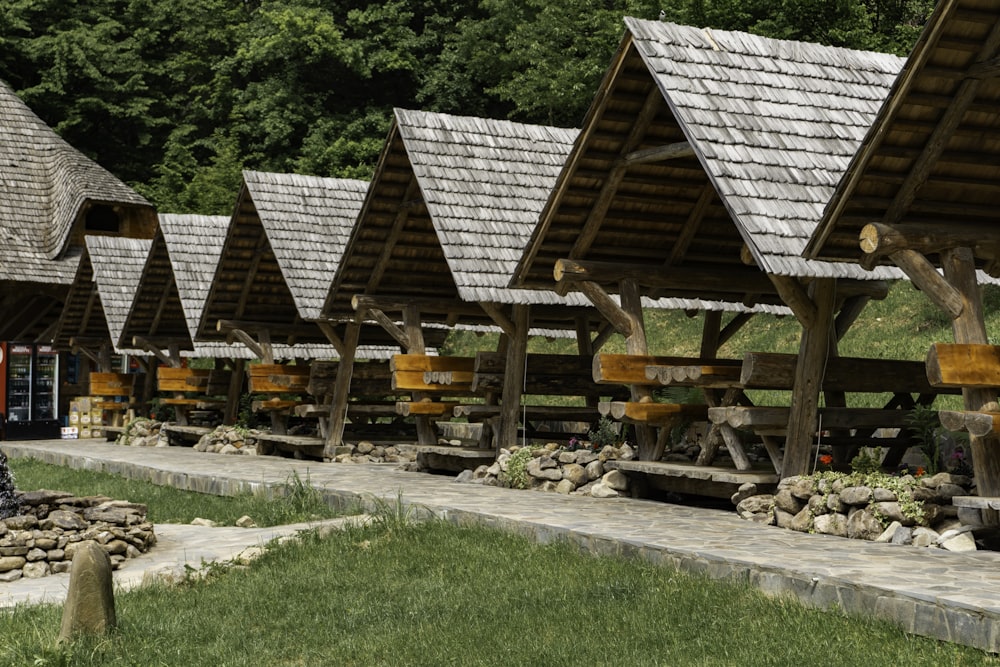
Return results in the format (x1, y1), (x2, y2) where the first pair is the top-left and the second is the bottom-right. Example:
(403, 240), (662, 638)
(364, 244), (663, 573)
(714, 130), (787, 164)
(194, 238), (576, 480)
(570, 86), (663, 258)
(664, 182), (716, 268)
(621, 141), (694, 166)
(148, 273), (175, 335)
(479, 302), (516, 338)
(236, 229), (269, 319)
(555, 257), (778, 296)
(366, 176), (421, 292)
(882, 20), (1000, 226)
(80, 287), (99, 336)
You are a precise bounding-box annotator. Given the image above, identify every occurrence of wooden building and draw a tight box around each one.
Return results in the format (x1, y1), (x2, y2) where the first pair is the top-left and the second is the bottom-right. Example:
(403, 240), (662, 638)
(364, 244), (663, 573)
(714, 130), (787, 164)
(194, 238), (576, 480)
(512, 18), (909, 479)
(0, 78), (155, 342)
(806, 0), (1000, 498)
(320, 108), (767, 457)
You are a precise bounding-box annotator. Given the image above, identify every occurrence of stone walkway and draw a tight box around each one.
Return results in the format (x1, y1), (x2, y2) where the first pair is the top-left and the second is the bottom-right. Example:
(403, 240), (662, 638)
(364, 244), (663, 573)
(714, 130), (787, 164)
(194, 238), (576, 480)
(4, 438), (1000, 653)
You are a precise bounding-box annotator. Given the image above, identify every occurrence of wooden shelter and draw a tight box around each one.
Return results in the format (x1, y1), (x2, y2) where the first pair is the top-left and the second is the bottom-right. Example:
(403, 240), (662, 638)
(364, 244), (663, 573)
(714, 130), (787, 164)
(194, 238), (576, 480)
(0, 78), (155, 342)
(512, 18), (908, 479)
(806, 0), (1000, 498)
(321, 108), (771, 456)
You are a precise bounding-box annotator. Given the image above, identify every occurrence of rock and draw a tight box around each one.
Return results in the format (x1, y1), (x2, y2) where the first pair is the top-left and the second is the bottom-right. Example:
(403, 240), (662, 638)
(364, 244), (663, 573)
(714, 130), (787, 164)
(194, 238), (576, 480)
(891, 526), (914, 545)
(736, 495), (774, 523)
(787, 477), (815, 500)
(236, 515), (257, 528)
(938, 528), (977, 552)
(872, 487), (897, 502)
(773, 489), (803, 515)
(911, 526), (940, 548)
(846, 508), (883, 540)
(806, 495), (828, 516)
(788, 507), (813, 533)
(602, 470), (629, 492)
(22, 561), (49, 578)
(813, 513), (848, 537)
(590, 483), (619, 498)
(825, 493), (847, 513)
(0, 569), (21, 582)
(575, 451), (598, 466)
(58, 541), (116, 643)
(874, 502), (914, 526)
(455, 470), (474, 484)
(25, 547), (47, 562)
(957, 507), (984, 527)
(555, 479), (575, 495)
(617, 443), (636, 461)
(486, 463), (501, 477)
(45, 510), (88, 531)
(0, 555), (26, 572)
(537, 455), (558, 469)
(921, 472), (970, 489)
(875, 520), (902, 543)
(584, 460), (604, 481)
(19, 490), (74, 506)
(730, 482), (758, 506)
(472, 465), (489, 480)
(935, 483), (966, 502)
(526, 459), (561, 481)
(557, 451), (577, 464)
(4, 515), (38, 530)
(774, 508), (796, 529)
(839, 486), (873, 506)
(537, 481), (559, 493)
(562, 464), (588, 488)
(356, 442), (374, 455)
(190, 518), (218, 527)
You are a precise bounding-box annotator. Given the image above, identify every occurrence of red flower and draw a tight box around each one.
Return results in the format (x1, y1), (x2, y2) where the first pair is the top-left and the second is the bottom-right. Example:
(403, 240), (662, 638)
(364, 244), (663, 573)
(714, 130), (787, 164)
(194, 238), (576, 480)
(916, 466), (925, 477)
(818, 454), (833, 466)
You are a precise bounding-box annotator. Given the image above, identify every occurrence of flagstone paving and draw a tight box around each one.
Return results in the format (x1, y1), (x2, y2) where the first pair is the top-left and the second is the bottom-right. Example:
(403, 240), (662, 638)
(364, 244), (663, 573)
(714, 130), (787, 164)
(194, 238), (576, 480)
(4, 438), (1000, 653)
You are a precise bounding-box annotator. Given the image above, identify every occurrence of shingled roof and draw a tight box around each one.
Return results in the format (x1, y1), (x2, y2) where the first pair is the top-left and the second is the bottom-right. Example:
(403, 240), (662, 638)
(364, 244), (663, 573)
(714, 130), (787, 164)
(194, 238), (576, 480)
(513, 18), (905, 302)
(806, 0), (1000, 270)
(85, 236), (150, 355)
(0, 78), (154, 266)
(325, 108), (772, 329)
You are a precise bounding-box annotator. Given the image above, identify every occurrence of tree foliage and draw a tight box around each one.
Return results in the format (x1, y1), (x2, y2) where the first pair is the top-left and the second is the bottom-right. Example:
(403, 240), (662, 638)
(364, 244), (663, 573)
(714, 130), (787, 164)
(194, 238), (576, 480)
(0, 0), (938, 214)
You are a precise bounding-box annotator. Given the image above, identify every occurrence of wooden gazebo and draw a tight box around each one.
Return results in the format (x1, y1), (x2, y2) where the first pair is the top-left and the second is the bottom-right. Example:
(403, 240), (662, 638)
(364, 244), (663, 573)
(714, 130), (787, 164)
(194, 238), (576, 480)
(0, 78), (155, 342)
(513, 18), (909, 479)
(806, 0), (1000, 499)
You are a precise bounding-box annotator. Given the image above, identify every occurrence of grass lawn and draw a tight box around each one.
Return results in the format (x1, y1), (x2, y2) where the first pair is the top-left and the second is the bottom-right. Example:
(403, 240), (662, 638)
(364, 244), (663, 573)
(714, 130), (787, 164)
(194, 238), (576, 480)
(0, 461), (998, 666)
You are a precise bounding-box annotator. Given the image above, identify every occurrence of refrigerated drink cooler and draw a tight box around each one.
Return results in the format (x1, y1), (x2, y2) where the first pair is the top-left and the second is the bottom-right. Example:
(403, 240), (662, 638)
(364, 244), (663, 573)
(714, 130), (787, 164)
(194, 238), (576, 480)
(0, 342), (61, 440)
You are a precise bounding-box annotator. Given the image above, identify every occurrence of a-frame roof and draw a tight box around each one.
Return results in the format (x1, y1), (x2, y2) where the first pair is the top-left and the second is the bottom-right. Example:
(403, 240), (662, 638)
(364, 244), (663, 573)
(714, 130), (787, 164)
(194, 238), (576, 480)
(512, 18), (905, 305)
(807, 0), (1000, 269)
(0, 78), (154, 270)
(197, 171), (425, 355)
(325, 108), (768, 329)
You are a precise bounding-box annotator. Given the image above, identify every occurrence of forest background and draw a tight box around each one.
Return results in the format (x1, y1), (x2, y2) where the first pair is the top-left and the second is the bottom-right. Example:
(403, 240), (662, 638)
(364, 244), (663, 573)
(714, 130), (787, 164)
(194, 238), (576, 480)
(0, 0), (936, 215)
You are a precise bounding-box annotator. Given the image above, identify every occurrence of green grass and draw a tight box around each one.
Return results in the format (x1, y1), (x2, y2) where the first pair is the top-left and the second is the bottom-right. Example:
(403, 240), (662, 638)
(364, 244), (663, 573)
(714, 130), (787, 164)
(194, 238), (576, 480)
(1, 516), (995, 666)
(8, 458), (345, 527)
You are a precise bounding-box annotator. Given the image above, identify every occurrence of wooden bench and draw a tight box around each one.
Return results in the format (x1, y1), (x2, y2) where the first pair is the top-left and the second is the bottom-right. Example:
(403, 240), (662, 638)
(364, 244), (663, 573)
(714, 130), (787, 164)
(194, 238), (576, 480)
(156, 367), (229, 428)
(927, 343), (1000, 439)
(247, 363), (312, 435)
(89, 372), (136, 429)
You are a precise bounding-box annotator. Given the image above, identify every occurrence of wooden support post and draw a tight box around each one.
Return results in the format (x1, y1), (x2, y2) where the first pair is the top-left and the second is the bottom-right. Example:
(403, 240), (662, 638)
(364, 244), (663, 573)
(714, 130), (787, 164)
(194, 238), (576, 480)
(620, 279), (658, 460)
(497, 305), (531, 452)
(782, 278), (836, 479)
(224, 359), (245, 425)
(942, 247), (1000, 502)
(404, 305), (436, 446)
(576, 316), (597, 409)
(324, 322), (360, 456)
(700, 310), (722, 360)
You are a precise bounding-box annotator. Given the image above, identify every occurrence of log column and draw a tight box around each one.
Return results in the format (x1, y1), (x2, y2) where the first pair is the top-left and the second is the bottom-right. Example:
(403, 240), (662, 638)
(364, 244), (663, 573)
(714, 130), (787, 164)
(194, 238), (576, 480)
(782, 278), (836, 478)
(323, 322), (360, 457)
(619, 279), (658, 460)
(404, 305), (437, 446)
(942, 248), (1000, 502)
(497, 305), (531, 451)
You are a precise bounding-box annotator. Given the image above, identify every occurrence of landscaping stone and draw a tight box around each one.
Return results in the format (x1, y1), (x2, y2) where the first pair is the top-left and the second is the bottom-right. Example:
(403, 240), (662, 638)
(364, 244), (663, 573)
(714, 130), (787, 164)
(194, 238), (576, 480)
(58, 541), (116, 643)
(460, 444), (627, 497)
(813, 513), (848, 537)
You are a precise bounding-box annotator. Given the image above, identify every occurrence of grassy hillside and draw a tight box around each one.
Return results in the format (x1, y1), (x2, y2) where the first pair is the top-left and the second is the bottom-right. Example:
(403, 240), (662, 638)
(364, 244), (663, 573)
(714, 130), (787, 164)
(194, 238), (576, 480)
(441, 281), (1000, 409)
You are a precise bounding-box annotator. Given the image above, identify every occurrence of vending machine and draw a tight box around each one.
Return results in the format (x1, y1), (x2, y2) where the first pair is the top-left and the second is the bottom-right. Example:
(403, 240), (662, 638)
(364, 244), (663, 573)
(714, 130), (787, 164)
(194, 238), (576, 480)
(0, 342), (61, 440)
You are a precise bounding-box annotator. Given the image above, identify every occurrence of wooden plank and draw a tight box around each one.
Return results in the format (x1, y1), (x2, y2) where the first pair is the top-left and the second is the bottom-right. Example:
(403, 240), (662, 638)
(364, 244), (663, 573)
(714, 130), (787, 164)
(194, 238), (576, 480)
(90, 372), (134, 397)
(390, 354), (475, 373)
(247, 364), (309, 394)
(423, 370), (475, 386)
(741, 352), (952, 394)
(645, 364), (742, 388)
(709, 406), (915, 431)
(593, 354), (740, 385)
(926, 343), (1000, 389)
(598, 401), (708, 426)
(392, 370), (474, 393)
(939, 410), (1000, 437)
(395, 401), (459, 417)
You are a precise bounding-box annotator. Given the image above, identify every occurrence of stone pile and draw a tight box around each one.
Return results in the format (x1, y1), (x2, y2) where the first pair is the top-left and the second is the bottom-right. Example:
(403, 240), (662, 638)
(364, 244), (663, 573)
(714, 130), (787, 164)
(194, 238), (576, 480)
(0, 489), (156, 582)
(116, 418), (168, 447)
(193, 425), (262, 455)
(329, 441), (417, 464)
(457, 443), (634, 498)
(735, 471), (982, 551)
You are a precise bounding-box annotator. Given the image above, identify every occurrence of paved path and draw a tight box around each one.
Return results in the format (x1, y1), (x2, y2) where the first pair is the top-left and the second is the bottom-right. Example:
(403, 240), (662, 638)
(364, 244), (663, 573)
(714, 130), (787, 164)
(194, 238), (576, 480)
(4, 438), (1000, 653)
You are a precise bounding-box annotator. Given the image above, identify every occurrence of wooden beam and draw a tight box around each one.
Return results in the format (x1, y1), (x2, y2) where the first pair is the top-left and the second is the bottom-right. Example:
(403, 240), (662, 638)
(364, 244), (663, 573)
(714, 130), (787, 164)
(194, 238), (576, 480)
(575, 281), (633, 337)
(497, 304), (531, 451)
(927, 343), (1000, 388)
(324, 323), (360, 454)
(591, 321), (616, 352)
(834, 295), (870, 342)
(768, 275), (817, 328)
(619, 278), (658, 461)
(571, 86), (663, 258)
(315, 321), (346, 357)
(366, 176), (420, 292)
(479, 302), (516, 338)
(889, 249), (964, 319)
(216, 319), (319, 339)
(718, 312), (753, 348)
(782, 278), (836, 479)
(236, 231), (269, 319)
(225, 328), (265, 361)
(364, 308), (410, 350)
(941, 246), (1000, 500)
(148, 273), (175, 336)
(882, 19), (1000, 226)
(80, 287), (99, 336)
(554, 258), (777, 295)
(665, 182), (715, 268)
(860, 221), (1000, 261)
(700, 310), (722, 359)
(131, 336), (182, 368)
(967, 55), (1000, 79)
(620, 141), (695, 166)
(349, 295), (482, 318)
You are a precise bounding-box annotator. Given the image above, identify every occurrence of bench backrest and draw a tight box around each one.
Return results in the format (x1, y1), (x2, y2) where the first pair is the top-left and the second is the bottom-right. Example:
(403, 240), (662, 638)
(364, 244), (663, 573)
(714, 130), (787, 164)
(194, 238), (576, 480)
(391, 354), (475, 393)
(592, 354), (740, 385)
(156, 367), (210, 393)
(247, 363), (310, 394)
(926, 343), (1000, 389)
(474, 352), (624, 398)
(306, 360), (394, 399)
(90, 372), (134, 397)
